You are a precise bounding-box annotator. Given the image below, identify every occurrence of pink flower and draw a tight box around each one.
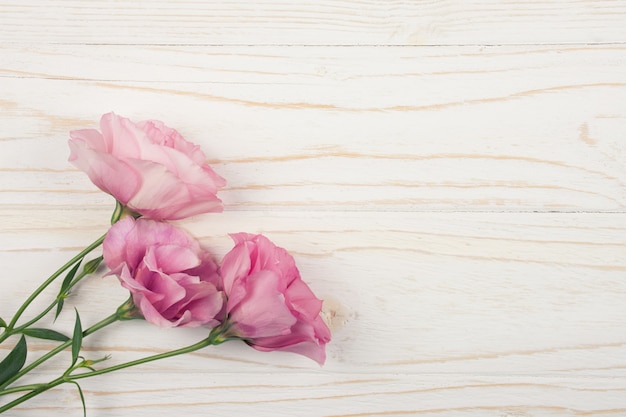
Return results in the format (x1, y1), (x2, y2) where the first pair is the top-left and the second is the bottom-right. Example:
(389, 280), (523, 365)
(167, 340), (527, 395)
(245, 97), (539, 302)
(220, 233), (331, 364)
(103, 217), (224, 328)
(69, 112), (226, 220)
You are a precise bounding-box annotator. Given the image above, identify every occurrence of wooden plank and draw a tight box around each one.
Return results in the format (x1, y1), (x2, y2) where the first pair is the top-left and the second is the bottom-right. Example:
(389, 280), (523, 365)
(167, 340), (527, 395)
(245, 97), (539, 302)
(1, 210), (624, 370)
(1, 45), (625, 211)
(1, 0), (626, 45)
(1, 209), (625, 415)
(5, 374), (626, 416)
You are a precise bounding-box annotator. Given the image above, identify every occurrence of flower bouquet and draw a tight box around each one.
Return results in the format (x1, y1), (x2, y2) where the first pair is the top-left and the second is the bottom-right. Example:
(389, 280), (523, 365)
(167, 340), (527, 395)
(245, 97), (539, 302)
(0, 113), (330, 414)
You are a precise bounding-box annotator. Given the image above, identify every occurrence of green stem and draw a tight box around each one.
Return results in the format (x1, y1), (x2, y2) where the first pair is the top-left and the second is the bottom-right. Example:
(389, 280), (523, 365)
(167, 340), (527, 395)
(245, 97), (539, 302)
(68, 263), (100, 289)
(0, 325), (229, 414)
(0, 311), (120, 391)
(11, 301), (57, 334)
(0, 377), (64, 414)
(70, 325), (228, 381)
(0, 384), (45, 396)
(0, 265), (100, 345)
(1, 234), (106, 342)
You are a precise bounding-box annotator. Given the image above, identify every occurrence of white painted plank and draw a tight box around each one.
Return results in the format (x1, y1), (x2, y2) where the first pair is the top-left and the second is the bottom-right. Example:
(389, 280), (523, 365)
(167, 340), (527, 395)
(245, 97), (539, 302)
(1, 209), (624, 372)
(5, 374), (626, 417)
(1, 209), (625, 415)
(1, 0), (626, 45)
(1, 45), (626, 211)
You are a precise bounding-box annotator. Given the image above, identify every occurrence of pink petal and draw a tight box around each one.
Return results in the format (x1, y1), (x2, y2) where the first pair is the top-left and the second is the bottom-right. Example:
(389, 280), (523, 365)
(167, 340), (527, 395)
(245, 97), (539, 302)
(220, 241), (252, 295)
(285, 279), (323, 321)
(103, 217), (135, 270)
(151, 245), (201, 274)
(68, 141), (142, 205)
(99, 112), (144, 157)
(228, 270), (297, 339)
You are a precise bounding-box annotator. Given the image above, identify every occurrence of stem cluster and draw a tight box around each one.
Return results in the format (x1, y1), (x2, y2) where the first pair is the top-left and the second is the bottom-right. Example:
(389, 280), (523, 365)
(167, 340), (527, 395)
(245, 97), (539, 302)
(0, 203), (233, 415)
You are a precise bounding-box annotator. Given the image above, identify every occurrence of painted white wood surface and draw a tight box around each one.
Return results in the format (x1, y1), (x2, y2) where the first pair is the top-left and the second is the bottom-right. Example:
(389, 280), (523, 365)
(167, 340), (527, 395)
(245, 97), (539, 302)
(2, 44), (626, 211)
(1, 1), (626, 416)
(1, 0), (626, 45)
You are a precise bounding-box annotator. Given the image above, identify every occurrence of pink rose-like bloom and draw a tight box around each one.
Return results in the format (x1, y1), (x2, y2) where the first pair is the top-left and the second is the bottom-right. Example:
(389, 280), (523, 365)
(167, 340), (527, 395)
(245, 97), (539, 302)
(69, 112), (226, 220)
(220, 233), (331, 364)
(103, 217), (224, 328)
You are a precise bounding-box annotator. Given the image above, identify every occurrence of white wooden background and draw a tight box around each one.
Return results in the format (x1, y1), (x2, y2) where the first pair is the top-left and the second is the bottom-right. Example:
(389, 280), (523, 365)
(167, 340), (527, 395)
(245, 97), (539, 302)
(1, 1), (626, 416)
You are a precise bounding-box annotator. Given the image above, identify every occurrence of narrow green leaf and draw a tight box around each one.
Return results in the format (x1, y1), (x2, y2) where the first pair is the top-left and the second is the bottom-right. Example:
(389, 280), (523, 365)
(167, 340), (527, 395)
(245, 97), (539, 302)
(0, 317), (6, 328)
(54, 299), (65, 322)
(71, 310), (82, 366)
(0, 336), (27, 385)
(111, 200), (124, 224)
(82, 256), (103, 275)
(22, 328), (70, 342)
(55, 260), (83, 321)
(60, 259), (82, 296)
(70, 381), (87, 417)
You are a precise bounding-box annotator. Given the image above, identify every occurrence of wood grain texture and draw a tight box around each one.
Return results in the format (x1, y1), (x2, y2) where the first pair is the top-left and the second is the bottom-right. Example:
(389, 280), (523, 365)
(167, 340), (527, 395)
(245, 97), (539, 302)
(6, 374), (626, 417)
(1, 1), (626, 416)
(1, 209), (625, 416)
(1, 45), (626, 211)
(1, 0), (626, 45)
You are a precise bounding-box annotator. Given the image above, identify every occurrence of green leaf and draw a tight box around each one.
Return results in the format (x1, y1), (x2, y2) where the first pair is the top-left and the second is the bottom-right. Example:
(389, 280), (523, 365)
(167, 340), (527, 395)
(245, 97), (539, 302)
(0, 336), (27, 385)
(82, 256), (103, 275)
(22, 328), (70, 342)
(60, 259), (82, 295)
(0, 317), (6, 328)
(71, 310), (82, 367)
(111, 200), (125, 224)
(56, 259), (83, 320)
(70, 381), (87, 417)
(54, 299), (65, 322)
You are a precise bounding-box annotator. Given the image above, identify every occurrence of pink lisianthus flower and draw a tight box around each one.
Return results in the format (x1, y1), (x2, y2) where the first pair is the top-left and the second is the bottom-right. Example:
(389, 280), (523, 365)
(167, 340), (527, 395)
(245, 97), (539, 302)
(103, 217), (224, 328)
(219, 233), (331, 364)
(69, 112), (226, 220)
